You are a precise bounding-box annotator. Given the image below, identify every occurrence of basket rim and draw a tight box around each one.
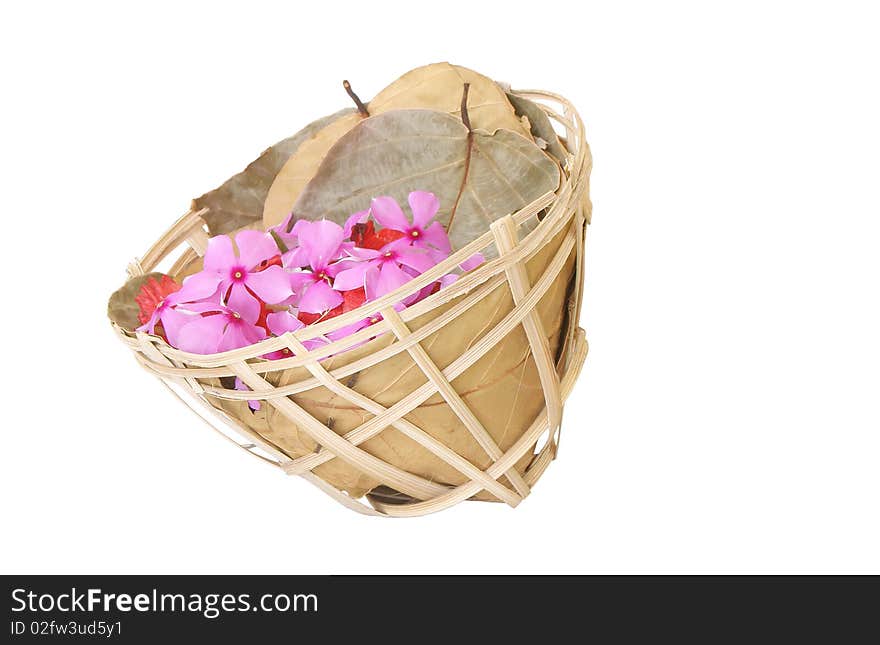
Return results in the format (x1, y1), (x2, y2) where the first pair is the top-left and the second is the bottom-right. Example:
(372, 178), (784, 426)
(114, 88), (589, 366)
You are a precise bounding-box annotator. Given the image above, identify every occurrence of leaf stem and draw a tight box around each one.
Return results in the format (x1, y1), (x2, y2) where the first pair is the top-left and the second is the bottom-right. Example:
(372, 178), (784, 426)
(460, 82), (472, 132)
(343, 80), (370, 117)
(269, 229), (289, 254)
(448, 83), (474, 233)
(285, 212), (297, 234)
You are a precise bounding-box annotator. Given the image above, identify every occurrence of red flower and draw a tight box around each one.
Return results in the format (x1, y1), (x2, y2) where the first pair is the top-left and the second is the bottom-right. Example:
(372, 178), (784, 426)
(135, 275), (181, 325)
(297, 287), (367, 326)
(256, 301), (272, 330)
(350, 221), (405, 250)
(255, 254), (283, 271)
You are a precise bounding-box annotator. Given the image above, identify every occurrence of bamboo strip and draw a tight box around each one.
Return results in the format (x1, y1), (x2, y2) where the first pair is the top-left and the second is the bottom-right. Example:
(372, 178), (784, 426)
(286, 337), (523, 507)
(491, 217), (563, 443)
(230, 361), (448, 501)
(381, 307), (532, 498)
(370, 328), (588, 517)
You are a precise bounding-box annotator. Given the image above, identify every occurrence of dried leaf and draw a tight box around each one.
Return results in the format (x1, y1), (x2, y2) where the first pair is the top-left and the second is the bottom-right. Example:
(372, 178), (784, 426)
(107, 272), (168, 330)
(369, 62), (529, 136)
(290, 109), (561, 251)
(193, 108), (355, 235)
(506, 91), (569, 163)
(262, 112), (365, 229)
(262, 62), (529, 227)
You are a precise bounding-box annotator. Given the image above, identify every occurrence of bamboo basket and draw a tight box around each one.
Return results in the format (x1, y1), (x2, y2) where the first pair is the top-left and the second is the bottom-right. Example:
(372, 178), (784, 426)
(111, 89), (592, 517)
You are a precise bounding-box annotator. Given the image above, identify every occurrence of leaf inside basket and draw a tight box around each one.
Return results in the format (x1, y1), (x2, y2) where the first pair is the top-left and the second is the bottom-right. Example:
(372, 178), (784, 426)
(192, 107), (355, 236)
(107, 272), (168, 330)
(506, 91), (569, 164)
(369, 62), (529, 136)
(262, 62), (529, 228)
(290, 109), (561, 252)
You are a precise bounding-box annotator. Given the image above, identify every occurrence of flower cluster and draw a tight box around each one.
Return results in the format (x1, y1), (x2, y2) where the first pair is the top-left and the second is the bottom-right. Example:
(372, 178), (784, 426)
(136, 191), (481, 357)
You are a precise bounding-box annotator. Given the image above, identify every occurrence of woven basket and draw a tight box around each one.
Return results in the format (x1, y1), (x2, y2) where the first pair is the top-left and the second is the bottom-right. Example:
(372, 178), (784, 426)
(111, 89), (591, 517)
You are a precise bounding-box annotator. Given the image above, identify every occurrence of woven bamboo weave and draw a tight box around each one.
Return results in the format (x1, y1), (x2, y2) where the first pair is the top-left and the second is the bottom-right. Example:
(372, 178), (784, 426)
(112, 89), (592, 517)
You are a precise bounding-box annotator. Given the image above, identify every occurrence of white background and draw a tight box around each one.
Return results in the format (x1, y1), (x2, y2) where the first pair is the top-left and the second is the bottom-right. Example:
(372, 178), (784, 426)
(1, 1), (878, 574)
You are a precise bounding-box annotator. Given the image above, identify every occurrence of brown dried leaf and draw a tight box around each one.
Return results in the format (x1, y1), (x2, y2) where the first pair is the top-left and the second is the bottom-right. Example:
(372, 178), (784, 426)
(506, 91), (569, 164)
(369, 62), (529, 136)
(193, 108), (355, 235)
(261, 112), (365, 230)
(262, 62), (529, 227)
(290, 109), (560, 251)
(107, 272), (166, 330)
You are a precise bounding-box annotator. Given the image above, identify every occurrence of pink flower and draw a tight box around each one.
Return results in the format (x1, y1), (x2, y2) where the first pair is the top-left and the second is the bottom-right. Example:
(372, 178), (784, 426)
(136, 281), (213, 348)
(366, 192), (484, 273)
(260, 309), (323, 356)
(285, 220), (352, 314)
(174, 289), (267, 354)
(333, 238), (434, 297)
(279, 214), (364, 270)
(266, 309), (305, 336)
(326, 266), (408, 342)
(370, 193), (451, 261)
(182, 230), (292, 308)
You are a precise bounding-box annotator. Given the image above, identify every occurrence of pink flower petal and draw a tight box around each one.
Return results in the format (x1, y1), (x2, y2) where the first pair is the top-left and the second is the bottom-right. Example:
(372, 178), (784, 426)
(326, 319), (371, 342)
(289, 271), (317, 297)
(376, 262), (415, 299)
(272, 213), (297, 238)
(421, 221), (452, 254)
(363, 265), (382, 301)
(177, 271), (222, 301)
(344, 209), (370, 237)
(408, 191), (440, 229)
(326, 255), (359, 278)
(203, 235), (236, 273)
(176, 314), (227, 354)
(348, 247), (381, 261)
(176, 300), (223, 315)
(370, 196), (409, 231)
(219, 320), (266, 352)
(298, 279), (343, 314)
(160, 307), (199, 347)
(226, 286), (261, 324)
(332, 262), (371, 291)
(282, 246), (309, 269)
(459, 253), (485, 272)
(135, 308), (161, 335)
(297, 220), (345, 270)
(413, 284), (438, 302)
(291, 219), (310, 236)
(266, 310), (304, 336)
(395, 247), (435, 274)
(235, 230), (280, 268)
(426, 247), (450, 264)
(367, 263), (417, 306)
(245, 265), (292, 304)
(234, 377), (261, 412)
(439, 274), (459, 288)
(243, 321), (267, 345)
